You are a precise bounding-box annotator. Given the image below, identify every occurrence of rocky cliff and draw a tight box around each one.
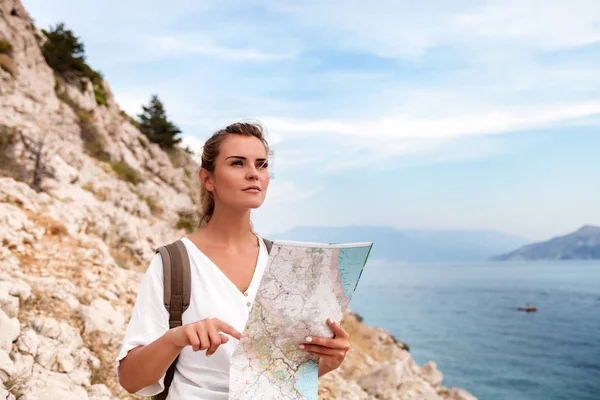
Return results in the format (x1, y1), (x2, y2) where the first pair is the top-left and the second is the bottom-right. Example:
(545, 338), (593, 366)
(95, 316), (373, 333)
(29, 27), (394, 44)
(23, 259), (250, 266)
(0, 1), (476, 399)
(492, 225), (600, 261)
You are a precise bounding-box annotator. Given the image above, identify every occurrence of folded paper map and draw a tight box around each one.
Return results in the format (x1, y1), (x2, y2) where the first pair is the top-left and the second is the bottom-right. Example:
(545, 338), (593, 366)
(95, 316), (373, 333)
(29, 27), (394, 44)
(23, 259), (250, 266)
(229, 240), (373, 400)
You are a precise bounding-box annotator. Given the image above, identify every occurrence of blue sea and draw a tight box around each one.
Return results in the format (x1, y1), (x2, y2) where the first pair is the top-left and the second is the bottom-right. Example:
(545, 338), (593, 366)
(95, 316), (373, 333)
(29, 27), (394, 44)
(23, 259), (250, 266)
(349, 261), (600, 400)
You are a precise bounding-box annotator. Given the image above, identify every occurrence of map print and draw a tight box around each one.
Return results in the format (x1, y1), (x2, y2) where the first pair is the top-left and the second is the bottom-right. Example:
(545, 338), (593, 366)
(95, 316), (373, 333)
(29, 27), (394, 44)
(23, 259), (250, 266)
(229, 240), (373, 400)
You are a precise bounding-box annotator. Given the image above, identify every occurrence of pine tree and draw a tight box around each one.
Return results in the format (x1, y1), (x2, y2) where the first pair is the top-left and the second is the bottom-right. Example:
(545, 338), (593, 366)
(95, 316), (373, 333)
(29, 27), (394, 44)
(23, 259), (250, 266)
(41, 23), (107, 104)
(41, 23), (87, 78)
(137, 95), (182, 148)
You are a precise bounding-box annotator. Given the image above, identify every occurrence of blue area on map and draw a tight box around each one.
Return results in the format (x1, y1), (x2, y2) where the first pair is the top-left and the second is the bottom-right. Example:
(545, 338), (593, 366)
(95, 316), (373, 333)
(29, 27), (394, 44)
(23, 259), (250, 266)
(337, 246), (372, 298)
(294, 360), (319, 399)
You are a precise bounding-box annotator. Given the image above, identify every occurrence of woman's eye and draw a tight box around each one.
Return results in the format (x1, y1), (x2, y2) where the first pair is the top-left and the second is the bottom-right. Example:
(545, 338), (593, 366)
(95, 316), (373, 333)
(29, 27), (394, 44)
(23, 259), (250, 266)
(258, 161), (269, 169)
(231, 160), (243, 166)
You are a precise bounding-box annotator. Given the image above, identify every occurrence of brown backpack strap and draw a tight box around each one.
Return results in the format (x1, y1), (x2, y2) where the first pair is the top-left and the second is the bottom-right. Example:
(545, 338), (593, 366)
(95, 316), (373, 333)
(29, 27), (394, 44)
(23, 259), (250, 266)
(263, 238), (273, 254)
(152, 239), (191, 400)
(157, 240), (191, 328)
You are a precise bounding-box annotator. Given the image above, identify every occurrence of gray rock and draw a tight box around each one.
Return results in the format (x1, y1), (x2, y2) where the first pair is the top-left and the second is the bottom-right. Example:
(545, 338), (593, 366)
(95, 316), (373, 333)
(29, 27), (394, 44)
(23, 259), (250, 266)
(67, 366), (92, 387)
(16, 329), (39, 356)
(78, 299), (125, 338)
(0, 293), (18, 320)
(419, 361), (444, 387)
(29, 316), (82, 350)
(358, 360), (411, 399)
(17, 365), (89, 400)
(10, 280), (32, 302)
(11, 352), (34, 382)
(88, 384), (115, 400)
(0, 309), (20, 352)
(396, 377), (441, 400)
(33, 336), (59, 369)
(0, 282), (20, 318)
(439, 388), (478, 400)
(55, 348), (76, 373)
(0, 349), (15, 382)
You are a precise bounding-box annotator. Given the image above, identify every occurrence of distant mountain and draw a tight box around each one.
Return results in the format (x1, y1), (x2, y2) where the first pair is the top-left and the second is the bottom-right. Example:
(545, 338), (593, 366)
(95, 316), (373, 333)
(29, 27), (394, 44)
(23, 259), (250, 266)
(491, 225), (600, 261)
(269, 225), (529, 263)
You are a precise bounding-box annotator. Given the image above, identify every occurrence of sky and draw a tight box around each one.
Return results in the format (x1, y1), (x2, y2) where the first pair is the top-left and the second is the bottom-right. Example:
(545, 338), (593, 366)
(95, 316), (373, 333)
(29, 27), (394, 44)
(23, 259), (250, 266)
(22, 0), (600, 241)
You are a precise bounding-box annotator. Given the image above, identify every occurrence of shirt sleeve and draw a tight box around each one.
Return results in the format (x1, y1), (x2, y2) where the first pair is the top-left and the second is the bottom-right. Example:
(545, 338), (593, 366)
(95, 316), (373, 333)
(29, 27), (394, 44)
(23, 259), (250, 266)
(115, 252), (170, 396)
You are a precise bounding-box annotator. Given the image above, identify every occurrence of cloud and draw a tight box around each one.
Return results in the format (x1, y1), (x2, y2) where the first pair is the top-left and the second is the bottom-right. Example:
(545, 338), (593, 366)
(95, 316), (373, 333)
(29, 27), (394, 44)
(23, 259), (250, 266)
(259, 100), (600, 172)
(23, 0), (600, 176)
(266, 100), (600, 140)
(453, 1), (600, 51)
(149, 35), (296, 62)
(265, 0), (600, 59)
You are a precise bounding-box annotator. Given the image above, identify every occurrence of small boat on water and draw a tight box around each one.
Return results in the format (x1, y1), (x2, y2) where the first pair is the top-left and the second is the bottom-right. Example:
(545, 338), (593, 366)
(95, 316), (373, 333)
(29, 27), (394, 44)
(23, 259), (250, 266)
(517, 304), (537, 312)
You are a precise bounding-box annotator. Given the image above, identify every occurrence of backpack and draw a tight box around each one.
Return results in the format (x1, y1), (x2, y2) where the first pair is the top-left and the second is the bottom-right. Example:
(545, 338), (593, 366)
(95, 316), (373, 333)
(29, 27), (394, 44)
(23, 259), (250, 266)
(151, 238), (273, 400)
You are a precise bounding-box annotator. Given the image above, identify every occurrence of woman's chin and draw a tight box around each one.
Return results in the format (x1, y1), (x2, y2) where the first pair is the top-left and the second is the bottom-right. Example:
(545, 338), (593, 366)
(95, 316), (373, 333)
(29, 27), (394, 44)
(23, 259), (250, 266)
(236, 199), (266, 210)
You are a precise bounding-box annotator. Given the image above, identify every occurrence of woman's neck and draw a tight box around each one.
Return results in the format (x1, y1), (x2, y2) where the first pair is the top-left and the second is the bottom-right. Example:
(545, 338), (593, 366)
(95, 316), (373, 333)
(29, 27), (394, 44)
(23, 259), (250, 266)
(200, 207), (254, 248)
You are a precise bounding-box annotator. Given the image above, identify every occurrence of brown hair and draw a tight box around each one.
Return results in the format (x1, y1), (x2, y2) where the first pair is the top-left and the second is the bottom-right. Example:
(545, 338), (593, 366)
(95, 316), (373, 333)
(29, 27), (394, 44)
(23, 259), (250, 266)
(198, 122), (271, 227)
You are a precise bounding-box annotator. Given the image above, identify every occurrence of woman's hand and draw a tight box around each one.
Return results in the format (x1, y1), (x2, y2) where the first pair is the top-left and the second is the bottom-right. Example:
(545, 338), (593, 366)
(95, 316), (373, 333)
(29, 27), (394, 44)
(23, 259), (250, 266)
(168, 318), (242, 356)
(298, 318), (351, 376)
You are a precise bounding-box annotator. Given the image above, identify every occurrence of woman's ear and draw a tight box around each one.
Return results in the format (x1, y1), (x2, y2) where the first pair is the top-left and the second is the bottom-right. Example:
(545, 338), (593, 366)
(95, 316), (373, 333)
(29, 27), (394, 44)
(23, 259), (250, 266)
(199, 168), (214, 193)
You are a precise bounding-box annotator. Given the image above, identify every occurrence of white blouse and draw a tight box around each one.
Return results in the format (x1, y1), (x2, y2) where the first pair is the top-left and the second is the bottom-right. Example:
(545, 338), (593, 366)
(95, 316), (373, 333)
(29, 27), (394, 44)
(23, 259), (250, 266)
(116, 236), (269, 399)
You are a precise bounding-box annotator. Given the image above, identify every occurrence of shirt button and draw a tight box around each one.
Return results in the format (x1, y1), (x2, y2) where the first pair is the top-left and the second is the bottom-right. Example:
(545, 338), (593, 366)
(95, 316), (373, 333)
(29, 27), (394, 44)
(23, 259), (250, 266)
(247, 302), (251, 307)
(244, 292), (248, 297)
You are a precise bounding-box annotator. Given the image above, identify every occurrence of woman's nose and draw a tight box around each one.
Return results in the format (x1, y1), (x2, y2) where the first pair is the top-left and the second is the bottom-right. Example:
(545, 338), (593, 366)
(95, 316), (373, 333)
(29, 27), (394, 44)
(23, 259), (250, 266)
(246, 166), (259, 180)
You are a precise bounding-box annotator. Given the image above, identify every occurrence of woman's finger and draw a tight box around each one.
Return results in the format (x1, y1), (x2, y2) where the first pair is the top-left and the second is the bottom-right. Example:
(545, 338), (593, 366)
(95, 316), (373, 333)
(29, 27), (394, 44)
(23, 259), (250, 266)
(304, 335), (349, 351)
(219, 333), (230, 344)
(304, 336), (337, 349)
(214, 319), (242, 340)
(206, 324), (223, 356)
(327, 318), (349, 339)
(298, 343), (340, 356)
(195, 322), (210, 352)
(186, 327), (201, 352)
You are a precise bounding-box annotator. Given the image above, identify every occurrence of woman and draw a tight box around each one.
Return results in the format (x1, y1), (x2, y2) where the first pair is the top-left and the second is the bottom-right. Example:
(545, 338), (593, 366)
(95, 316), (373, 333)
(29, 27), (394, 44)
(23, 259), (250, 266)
(116, 122), (351, 399)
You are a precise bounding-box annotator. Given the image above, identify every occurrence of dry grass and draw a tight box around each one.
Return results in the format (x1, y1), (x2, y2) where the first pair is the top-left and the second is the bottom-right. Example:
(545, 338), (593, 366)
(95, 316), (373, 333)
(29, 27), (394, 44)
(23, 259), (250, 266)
(132, 190), (163, 216)
(110, 246), (145, 273)
(27, 212), (69, 236)
(85, 331), (144, 400)
(82, 180), (95, 193)
(0, 54), (17, 77)
(9, 207), (145, 398)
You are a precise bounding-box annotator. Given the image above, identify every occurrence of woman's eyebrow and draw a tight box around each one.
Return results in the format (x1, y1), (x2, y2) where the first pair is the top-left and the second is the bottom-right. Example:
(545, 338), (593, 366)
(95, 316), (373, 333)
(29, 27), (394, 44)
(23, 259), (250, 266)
(225, 156), (267, 161)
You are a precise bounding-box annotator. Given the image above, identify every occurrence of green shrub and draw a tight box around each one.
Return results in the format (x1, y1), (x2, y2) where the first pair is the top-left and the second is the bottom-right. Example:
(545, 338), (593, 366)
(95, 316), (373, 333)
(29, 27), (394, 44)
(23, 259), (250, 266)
(94, 86), (107, 106)
(111, 161), (141, 185)
(176, 217), (195, 233)
(41, 23), (106, 106)
(82, 181), (94, 193)
(137, 94), (182, 148)
(0, 39), (13, 55)
(145, 196), (163, 216)
(176, 211), (199, 233)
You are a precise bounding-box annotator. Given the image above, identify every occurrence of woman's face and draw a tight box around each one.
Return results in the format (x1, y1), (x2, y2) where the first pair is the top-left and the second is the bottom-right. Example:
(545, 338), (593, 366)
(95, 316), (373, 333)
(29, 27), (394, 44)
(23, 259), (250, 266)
(203, 135), (270, 211)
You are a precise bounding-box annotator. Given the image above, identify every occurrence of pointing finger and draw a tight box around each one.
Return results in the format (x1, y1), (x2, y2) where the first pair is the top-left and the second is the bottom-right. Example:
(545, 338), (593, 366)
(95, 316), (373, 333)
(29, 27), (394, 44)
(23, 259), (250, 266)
(215, 319), (242, 340)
